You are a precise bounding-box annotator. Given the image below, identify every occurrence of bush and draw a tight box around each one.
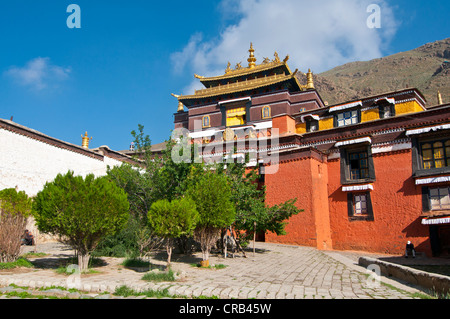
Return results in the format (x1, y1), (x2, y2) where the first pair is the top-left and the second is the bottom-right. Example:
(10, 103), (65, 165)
(0, 188), (32, 263)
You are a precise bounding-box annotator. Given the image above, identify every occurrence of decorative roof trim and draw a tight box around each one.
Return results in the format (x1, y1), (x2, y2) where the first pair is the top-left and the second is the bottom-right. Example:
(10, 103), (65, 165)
(218, 96), (251, 105)
(405, 123), (450, 136)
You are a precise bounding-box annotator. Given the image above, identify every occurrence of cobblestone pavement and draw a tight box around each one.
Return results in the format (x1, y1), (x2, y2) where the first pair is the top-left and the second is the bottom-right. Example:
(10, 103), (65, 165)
(0, 241), (435, 299)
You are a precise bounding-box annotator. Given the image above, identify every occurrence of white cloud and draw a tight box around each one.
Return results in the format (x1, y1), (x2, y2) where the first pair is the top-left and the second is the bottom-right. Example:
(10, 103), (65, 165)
(5, 57), (71, 91)
(171, 0), (397, 95)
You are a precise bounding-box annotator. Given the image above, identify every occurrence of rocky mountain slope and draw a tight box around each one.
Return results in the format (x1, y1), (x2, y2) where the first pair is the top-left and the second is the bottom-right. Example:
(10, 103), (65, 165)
(297, 38), (449, 107)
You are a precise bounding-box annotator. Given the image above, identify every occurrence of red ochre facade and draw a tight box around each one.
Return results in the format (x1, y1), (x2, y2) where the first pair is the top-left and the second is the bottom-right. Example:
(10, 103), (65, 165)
(265, 148), (431, 256)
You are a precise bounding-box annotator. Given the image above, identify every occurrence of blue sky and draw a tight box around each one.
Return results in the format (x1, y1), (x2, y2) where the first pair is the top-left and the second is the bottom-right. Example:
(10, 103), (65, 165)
(0, 1), (448, 151)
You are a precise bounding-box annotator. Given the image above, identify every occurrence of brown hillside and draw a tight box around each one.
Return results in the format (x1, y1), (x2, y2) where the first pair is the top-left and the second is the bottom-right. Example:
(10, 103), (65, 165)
(297, 38), (449, 107)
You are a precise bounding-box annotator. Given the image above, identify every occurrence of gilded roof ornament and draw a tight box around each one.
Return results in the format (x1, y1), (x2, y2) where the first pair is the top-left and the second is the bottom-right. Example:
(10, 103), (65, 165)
(225, 62), (232, 74)
(273, 52), (280, 63)
(171, 93), (185, 112)
(194, 74), (205, 79)
(438, 90), (443, 105)
(247, 42), (257, 68)
(81, 131), (92, 149)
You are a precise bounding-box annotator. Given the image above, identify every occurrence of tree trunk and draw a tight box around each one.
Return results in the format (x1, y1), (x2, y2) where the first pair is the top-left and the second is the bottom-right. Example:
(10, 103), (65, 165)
(78, 252), (90, 272)
(166, 238), (173, 268)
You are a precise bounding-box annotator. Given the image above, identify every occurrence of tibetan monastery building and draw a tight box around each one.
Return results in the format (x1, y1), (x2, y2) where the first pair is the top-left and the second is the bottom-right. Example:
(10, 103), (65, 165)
(172, 44), (450, 257)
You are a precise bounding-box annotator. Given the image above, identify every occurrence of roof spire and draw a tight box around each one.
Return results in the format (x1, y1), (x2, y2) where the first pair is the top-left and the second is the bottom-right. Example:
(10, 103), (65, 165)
(81, 131), (92, 149)
(306, 69), (314, 90)
(247, 42), (256, 69)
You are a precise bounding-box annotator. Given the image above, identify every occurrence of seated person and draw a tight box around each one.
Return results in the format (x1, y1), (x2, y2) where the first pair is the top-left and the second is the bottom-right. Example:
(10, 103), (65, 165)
(21, 229), (34, 246)
(405, 241), (415, 258)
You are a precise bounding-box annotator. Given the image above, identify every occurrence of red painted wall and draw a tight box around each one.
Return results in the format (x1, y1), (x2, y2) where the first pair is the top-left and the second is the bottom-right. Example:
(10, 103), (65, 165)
(264, 149), (432, 256)
(265, 158), (317, 247)
(328, 149), (431, 256)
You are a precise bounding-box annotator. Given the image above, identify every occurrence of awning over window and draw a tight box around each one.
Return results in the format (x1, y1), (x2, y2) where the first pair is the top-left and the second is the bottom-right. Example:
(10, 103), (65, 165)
(374, 97), (395, 105)
(335, 137), (372, 148)
(300, 114), (320, 123)
(415, 175), (450, 185)
(329, 101), (362, 113)
(422, 216), (450, 225)
(342, 184), (374, 192)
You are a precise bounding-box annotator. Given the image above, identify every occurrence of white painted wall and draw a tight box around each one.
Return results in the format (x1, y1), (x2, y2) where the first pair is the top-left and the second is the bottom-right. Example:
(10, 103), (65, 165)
(0, 127), (124, 243)
(0, 128), (122, 196)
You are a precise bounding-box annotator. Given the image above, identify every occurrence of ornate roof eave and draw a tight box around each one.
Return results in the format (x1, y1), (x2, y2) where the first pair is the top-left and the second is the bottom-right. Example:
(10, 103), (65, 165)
(178, 72), (302, 101)
(197, 60), (290, 83)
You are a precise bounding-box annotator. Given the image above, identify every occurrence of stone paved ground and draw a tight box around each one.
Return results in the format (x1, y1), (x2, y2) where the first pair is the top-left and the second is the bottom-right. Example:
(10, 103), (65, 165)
(0, 241), (438, 299)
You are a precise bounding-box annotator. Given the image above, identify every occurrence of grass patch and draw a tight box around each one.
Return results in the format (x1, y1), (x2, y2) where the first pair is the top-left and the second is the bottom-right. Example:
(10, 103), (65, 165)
(114, 285), (173, 298)
(142, 269), (176, 282)
(113, 285), (218, 299)
(0, 258), (34, 270)
(121, 258), (150, 268)
(21, 252), (48, 258)
(191, 263), (227, 270)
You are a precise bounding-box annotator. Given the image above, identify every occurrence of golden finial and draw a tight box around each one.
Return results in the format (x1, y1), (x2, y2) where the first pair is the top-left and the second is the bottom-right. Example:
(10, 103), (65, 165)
(81, 131), (92, 149)
(177, 101), (184, 112)
(438, 90), (443, 105)
(225, 62), (232, 74)
(171, 93), (184, 112)
(306, 69), (314, 90)
(247, 43), (256, 68)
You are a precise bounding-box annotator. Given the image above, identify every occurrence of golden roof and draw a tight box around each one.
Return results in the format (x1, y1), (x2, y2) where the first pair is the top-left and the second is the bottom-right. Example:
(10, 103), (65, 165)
(179, 71), (301, 101)
(173, 43), (314, 105)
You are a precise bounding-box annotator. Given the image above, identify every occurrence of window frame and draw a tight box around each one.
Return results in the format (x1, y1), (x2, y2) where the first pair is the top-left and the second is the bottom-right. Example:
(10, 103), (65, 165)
(347, 191), (374, 221)
(340, 145), (376, 185)
(422, 185), (450, 212)
(378, 103), (396, 119)
(412, 135), (450, 178)
(334, 109), (361, 128)
(306, 119), (319, 132)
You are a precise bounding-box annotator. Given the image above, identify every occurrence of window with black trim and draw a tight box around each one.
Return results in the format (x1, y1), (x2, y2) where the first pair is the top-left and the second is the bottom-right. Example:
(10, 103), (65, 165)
(349, 150), (370, 180)
(378, 103), (395, 119)
(421, 139), (450, 170)
(412, 136), (450, 178)
(340, 146), (375, 184)
(347, 192), (374, 220)
(422, 186), (450, 212)
(306, 119), (319, 132)
(335, 109), (360, 127)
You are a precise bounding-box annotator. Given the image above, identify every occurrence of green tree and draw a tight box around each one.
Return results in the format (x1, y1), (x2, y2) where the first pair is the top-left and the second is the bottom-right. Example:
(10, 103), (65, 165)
(32, 171), (129, 272)
(148, 197), (198, 266)
(223, 162), (301, 244)
(186, 167), (235, 265)
(0, 188), (32, 263)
